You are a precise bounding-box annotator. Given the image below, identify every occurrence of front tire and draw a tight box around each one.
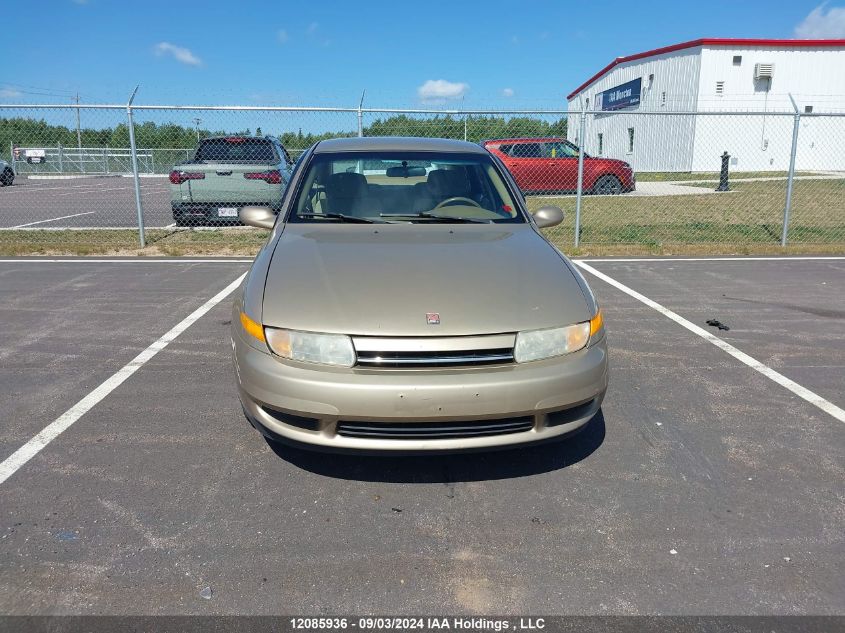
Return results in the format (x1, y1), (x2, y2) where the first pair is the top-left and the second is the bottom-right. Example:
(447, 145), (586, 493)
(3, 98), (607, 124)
(592, 174), (622, 195)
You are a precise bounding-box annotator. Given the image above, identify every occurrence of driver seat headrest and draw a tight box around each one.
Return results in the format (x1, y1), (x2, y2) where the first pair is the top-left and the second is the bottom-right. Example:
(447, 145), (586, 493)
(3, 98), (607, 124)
(427, 168), (471, 199)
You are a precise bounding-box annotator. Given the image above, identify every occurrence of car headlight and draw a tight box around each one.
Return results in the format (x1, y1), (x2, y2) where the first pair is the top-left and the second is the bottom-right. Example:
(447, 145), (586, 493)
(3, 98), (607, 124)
(514, 310), (603, 363)
(264, 327), (356, 367)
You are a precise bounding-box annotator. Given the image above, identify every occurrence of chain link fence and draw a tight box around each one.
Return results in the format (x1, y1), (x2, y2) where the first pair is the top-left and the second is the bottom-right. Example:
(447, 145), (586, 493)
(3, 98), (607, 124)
(0, 103), (843, 253)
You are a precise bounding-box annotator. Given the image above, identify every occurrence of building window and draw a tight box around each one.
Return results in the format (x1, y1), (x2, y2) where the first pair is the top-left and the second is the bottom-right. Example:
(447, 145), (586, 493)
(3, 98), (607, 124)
(627, 127), (634, 153)
(597, 133), (603, 155)
(733, 55), (742, 66)
(805, 105), (814, 113)
(716, 81), (725, 95)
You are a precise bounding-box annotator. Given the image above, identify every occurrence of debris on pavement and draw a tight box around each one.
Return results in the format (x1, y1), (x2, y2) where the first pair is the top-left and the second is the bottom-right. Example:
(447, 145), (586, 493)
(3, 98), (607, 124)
(705, 319), (730, 331)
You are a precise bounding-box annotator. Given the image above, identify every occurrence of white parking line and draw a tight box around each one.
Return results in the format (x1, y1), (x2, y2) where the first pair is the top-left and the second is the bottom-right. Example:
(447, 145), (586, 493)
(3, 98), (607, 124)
(0, 258), (253, 263)
(0, 272), (247, 486)
(576, 257), (845, 262)
(9, 182), (166, 193)
(12, 212), (96, 228)
(0, 226), (191, 231)
(55, 187), (134, 196)
(574, 261), (845, 424)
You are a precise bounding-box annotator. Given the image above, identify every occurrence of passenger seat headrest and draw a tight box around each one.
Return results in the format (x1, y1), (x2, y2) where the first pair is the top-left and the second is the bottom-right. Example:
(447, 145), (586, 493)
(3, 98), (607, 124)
(326, 172), (368, 197)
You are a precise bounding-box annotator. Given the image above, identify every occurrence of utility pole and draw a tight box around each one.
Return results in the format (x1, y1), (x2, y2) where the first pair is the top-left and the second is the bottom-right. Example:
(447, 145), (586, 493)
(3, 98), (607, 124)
(74, 93), (82, 149)
(193, 118), (202, 142)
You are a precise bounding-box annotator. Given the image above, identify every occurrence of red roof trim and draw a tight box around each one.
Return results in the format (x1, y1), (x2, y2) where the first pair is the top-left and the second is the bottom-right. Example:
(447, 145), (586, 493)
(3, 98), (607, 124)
(566, 38), (845, 100)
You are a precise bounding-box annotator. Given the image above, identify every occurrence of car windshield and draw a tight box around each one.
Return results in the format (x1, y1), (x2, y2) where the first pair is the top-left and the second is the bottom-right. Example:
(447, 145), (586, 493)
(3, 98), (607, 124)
(194, 138), (277, 163)
(289, 151), (523, 223)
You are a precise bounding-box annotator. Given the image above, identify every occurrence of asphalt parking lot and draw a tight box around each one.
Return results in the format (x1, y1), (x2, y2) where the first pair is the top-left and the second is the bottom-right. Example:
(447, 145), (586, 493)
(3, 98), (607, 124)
(0, 177), (172, 229)
(0, 256), (843, 615)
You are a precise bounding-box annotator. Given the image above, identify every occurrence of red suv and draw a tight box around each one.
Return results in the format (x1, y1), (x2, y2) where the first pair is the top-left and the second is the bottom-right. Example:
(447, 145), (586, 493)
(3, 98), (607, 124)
(483, 138), (635, 195)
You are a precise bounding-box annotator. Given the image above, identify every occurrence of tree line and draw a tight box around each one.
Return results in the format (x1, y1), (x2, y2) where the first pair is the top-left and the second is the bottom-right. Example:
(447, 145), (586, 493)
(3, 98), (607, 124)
(0, 114), (567, 159)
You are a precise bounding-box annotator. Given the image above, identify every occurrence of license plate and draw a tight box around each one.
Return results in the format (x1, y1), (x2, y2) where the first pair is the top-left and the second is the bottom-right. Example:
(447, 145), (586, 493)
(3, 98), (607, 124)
(218, 207), (238, 217)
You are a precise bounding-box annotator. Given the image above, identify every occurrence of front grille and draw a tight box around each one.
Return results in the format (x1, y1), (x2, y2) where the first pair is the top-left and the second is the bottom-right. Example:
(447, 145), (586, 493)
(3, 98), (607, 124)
(336, 416), (533, 440)
(356, 348), (514, 368)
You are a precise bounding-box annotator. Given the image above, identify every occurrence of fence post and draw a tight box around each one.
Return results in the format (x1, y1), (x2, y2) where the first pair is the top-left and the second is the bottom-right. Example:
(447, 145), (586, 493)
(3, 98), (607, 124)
(574, 104), (587, 248)
(58, 143), (64, 173)
(126, 86), (146, 248)
(103, 146), (108, 174)
(357, 90), (365, 138)
(781, 112), (801, 247)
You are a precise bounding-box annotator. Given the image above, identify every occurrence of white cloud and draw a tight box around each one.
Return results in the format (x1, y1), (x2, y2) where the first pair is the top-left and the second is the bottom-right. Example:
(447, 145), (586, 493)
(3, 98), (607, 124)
(153, 42), (202, 66)
(417, 79), (469, 101)
(502, 87), (515, 97)
(794, 3), (845, 38)
(307, 22), (319, 35)
(0, 87), (23, 98)
(510, 35), (520, 45)
(277, 29), (289, 43)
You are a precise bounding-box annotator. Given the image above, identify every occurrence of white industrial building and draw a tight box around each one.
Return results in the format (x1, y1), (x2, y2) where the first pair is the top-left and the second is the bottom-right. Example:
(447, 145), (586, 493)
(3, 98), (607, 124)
(565, 38), (845, 172)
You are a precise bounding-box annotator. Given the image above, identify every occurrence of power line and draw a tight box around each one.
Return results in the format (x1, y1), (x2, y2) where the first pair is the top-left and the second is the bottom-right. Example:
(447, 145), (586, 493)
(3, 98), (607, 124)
(0, 81), (77, 96)
(0, 89), (84, 99)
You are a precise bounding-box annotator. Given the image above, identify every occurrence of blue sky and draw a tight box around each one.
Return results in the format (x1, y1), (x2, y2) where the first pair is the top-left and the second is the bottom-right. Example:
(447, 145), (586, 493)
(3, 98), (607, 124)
(2, 0), (844, 108)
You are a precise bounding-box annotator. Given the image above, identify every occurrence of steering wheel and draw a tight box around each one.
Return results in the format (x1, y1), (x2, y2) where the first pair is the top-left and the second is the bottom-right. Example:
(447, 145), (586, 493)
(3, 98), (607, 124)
(434, 196), (482, 210)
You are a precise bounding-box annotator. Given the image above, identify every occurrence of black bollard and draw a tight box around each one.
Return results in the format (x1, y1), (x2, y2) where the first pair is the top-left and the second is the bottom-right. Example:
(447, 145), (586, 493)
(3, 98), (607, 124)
(716, 151), (730, 192)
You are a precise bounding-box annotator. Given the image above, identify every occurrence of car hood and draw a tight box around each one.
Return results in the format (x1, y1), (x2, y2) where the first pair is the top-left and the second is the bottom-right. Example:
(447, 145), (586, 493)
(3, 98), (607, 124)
(261, 223), (591, 336)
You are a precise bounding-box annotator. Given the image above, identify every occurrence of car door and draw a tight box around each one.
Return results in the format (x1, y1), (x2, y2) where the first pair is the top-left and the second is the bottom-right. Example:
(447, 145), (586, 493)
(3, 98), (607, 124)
(502, 142), (545, 192)
(541, 141), (580, 192)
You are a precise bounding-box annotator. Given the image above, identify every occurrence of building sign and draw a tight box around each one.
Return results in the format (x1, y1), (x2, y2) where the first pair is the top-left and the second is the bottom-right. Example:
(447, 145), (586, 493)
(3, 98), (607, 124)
(595, 78), (642, 111)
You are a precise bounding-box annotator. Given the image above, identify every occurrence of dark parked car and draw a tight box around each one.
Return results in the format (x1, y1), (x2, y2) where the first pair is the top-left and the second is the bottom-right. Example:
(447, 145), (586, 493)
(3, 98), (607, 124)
(483, 137), (635, 195)
(0, 158), (14, 186)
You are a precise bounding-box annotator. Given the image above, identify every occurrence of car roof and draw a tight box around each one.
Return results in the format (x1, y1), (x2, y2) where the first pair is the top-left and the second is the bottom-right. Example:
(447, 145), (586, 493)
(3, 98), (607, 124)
(483, 137), (567, 145)
(201, 135), (274, 141)
(314, 136), (487, 154)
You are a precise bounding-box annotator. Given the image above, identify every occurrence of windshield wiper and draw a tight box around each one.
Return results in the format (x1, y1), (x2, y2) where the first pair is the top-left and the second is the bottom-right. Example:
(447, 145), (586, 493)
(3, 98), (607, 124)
(297, 212), (382, 224)
(379, 212), (491, 224)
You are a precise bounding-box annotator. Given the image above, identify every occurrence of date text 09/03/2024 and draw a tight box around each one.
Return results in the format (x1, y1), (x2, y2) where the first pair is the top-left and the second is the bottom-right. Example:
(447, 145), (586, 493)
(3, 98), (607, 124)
(289, 618), (547, 630)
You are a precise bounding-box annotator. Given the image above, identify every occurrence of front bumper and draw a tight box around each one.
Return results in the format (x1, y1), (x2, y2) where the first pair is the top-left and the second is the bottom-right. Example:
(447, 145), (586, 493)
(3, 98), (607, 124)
(233, 326), (609, 452)
(171, 202), (279, 225)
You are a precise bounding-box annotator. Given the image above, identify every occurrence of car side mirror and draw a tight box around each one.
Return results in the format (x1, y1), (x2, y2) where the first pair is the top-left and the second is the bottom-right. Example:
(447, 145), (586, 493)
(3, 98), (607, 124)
(532, 205), (564, 229)
(239, 206), (276, 230)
